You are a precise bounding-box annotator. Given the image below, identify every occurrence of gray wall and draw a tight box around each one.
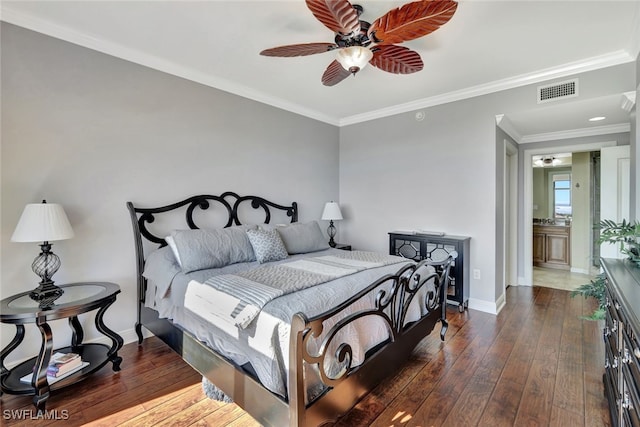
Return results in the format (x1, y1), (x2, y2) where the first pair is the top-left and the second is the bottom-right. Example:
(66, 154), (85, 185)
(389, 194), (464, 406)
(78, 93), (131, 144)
(532, 168), (548, 218)
(0, 23), (339, 363)
(339, 64), (636, 313)
(339, 95), (501, 309)
(571, 152), (592, 273)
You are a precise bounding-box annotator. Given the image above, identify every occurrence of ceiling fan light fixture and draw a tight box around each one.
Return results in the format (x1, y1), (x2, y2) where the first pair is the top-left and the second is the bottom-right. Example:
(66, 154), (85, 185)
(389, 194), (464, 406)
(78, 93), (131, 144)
(540, 157), (560, 166)
(335, 46), (373, 75)
(261, 0), (457, 86)
(534, 156), (562, 167)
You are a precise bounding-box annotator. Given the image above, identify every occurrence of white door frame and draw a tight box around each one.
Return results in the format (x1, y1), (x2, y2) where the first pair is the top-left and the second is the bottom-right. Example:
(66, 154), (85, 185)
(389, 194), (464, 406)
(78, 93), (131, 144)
(521, 140), (617, 286)
(505, 141), (518, 293)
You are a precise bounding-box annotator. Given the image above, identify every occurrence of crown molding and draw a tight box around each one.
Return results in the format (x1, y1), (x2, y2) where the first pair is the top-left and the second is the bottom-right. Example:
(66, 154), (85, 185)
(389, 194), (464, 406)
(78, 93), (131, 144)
(621, 91), (636, 113)
(519, 123), (630, 144)
(495, 114), (522, 143)
(340, 50), (634, 126)
(1, 6), (634, 129)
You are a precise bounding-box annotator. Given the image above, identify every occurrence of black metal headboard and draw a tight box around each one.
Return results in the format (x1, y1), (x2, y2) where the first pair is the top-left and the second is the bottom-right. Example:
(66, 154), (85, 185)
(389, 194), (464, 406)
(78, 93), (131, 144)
(127, 192), (298, 248)
(126, 192), (298, 338)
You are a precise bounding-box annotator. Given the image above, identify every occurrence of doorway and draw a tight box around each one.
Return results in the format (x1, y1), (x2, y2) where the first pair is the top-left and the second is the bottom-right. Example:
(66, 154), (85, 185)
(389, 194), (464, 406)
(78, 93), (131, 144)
(522, 141), (618, 286)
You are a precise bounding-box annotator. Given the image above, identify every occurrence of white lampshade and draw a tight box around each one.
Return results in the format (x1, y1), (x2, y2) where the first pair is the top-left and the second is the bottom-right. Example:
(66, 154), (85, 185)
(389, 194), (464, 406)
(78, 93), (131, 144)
(11, 202), (74, 243)
(336, 46), (373, 74)
(321, 202), (343, 221)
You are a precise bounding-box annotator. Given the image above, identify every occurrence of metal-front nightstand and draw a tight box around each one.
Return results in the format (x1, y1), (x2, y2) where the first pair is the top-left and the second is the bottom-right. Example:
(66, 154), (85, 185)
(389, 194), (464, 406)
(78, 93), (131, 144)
(389, 232), (470, 311)
(0, 282), (123, 411)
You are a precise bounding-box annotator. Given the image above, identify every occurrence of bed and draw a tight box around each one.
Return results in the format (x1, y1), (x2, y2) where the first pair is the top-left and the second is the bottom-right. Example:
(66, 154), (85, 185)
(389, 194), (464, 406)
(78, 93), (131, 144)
(127, 192), (455, 426)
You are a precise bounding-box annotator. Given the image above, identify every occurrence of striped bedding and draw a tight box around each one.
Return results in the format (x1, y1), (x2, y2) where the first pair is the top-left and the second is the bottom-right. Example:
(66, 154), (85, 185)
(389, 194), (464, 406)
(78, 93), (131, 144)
(185, 251), (406, 329)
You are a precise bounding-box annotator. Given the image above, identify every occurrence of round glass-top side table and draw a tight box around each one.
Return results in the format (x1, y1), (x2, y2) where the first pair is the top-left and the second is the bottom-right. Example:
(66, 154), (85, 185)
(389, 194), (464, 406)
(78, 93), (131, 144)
(0, 282), (123, 412)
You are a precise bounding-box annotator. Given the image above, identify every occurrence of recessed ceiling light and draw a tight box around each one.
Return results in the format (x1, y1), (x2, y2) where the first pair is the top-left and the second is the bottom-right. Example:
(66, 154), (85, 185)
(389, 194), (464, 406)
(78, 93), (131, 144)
(589, 116), (606, 122)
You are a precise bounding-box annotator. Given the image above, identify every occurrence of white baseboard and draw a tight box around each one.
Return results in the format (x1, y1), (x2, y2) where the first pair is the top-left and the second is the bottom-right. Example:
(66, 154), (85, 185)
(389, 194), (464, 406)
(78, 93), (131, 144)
(468, 298), (499, 315)
(570, 267), (590, 274)
(494, 293), (506, 314)
(517, 276), (532, 286)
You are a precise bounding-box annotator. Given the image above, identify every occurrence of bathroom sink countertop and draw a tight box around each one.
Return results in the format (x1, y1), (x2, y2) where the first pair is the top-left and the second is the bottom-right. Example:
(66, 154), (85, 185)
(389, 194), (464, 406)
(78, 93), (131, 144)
(534, 223), (571, 228)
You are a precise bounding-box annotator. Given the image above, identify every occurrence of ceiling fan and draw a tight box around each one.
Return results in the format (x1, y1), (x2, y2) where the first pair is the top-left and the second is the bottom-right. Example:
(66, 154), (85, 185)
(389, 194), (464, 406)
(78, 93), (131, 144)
(260, 0), (458, 86)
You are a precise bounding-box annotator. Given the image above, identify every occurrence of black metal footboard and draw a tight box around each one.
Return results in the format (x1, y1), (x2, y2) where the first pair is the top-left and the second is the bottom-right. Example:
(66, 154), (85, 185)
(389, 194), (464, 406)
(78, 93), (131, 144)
(289, 254), (456, 426)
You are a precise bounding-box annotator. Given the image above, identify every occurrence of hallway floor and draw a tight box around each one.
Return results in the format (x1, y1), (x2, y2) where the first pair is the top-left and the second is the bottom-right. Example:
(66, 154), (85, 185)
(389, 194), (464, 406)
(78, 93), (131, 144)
(533, 267), (598, 291)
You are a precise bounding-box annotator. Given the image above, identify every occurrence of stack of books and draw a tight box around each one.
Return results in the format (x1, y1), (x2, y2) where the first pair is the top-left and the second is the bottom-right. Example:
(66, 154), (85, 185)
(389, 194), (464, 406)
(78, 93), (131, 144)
(46, 352), (82, 377)
(21, 352), (88, 384)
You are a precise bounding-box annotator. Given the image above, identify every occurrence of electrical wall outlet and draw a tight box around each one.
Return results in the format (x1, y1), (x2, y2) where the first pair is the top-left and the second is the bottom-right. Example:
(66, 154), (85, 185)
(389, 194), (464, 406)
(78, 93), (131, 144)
(473, 269), (481, 280)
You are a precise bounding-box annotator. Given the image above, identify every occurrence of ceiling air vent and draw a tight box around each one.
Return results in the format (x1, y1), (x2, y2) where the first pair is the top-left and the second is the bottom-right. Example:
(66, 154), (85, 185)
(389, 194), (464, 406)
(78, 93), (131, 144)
(537, 79), (578, 104)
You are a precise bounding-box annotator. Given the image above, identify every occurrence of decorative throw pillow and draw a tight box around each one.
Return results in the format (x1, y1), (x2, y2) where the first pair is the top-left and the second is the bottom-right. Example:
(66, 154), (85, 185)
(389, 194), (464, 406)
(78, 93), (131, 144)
(246, 228), (288, 263)
(275, 221), (329, 254)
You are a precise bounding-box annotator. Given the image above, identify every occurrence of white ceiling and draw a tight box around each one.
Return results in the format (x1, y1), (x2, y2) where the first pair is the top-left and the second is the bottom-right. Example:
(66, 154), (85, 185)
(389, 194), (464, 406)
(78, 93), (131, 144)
(2, 1), (639, 140)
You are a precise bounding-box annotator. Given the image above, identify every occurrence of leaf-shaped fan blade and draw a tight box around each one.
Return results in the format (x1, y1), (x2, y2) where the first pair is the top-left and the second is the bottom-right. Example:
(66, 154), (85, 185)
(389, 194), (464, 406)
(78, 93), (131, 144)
(306, 0), (361, 36)
(369, 0), (457, 45)
(370, 45), (424, 74)
(321, 60), (352, 86)
(261, 43), (338, 57)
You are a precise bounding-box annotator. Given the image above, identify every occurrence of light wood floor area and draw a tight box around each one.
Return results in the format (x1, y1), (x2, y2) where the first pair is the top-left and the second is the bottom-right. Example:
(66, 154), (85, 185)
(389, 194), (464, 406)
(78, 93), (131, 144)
(1, 286), (610, 426)
(533, 266), (597, 291)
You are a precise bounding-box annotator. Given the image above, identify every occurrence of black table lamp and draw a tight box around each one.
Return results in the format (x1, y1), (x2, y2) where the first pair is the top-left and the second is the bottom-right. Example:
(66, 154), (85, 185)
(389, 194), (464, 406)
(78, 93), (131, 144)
(321, 201), (343, 248)
(11, 200), (74, 304)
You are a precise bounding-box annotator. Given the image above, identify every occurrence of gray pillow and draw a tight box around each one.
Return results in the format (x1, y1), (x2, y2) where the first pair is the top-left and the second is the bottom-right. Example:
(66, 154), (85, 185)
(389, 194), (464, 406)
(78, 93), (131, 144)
(170, 225), (257, 273)
(275, 221), (329, 254)
(246, 228), (288, 263)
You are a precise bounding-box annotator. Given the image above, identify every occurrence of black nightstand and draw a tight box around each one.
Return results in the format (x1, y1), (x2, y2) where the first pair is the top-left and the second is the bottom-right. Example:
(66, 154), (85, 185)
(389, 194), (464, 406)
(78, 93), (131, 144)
(0, 282), (123, 411)
(334, 243), (352, 251)
(389, 232), (470, 312)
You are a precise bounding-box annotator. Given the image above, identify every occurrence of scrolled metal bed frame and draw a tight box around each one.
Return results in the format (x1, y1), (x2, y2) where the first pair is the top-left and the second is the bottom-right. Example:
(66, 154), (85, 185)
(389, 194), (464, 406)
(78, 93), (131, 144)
(127, 192), (454, 427)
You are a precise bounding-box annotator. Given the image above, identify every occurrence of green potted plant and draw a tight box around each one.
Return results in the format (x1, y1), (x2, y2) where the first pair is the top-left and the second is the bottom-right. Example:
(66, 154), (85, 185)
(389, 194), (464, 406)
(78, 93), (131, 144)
(571, 219), (640, 320)
(570, 274), (606, 320)
(597, 219), (640, 266)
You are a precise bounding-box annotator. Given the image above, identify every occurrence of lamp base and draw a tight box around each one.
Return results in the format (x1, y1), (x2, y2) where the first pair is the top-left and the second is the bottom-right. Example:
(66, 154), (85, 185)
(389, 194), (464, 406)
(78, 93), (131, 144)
(29, 281), (64, 308)
(28, 242), (64, 307)
(327, 220), (337, 248)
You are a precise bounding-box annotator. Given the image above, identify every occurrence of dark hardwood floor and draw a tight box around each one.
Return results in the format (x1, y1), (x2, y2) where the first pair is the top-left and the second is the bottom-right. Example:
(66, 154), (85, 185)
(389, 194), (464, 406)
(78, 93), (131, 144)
(1, 285), (610, 426)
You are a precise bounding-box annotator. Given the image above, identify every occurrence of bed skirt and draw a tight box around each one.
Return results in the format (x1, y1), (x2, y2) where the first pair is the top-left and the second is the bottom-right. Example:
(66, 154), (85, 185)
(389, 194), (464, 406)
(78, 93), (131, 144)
(202, 377), (233, 403)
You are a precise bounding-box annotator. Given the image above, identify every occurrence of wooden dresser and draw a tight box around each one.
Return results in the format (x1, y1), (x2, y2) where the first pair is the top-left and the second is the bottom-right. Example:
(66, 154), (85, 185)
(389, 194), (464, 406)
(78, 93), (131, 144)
(602, 258), (640, 426)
